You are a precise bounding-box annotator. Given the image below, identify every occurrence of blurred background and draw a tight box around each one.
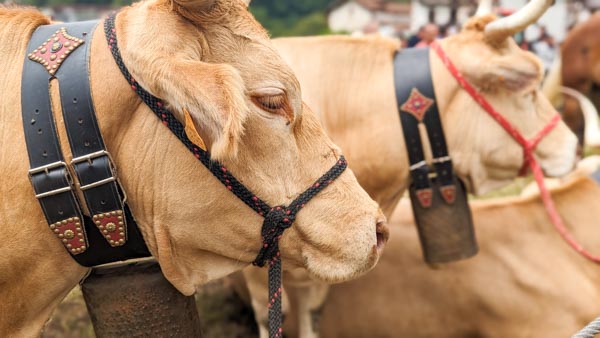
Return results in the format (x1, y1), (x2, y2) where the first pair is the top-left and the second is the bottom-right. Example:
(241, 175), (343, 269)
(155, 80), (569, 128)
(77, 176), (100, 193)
(7, 0), (599, 40)
(7, 0), (599, 72)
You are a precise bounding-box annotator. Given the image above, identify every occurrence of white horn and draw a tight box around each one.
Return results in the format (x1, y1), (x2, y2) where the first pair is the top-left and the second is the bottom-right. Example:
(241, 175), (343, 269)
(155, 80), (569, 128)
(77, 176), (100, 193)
(560, 86), (600, 147)
(475, 0), (493, 17)
(485, 0), (554, 43)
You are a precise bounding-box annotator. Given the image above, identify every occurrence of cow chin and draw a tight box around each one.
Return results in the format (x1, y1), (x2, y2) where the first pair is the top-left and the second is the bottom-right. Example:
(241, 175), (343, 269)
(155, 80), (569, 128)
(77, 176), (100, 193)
(300, 236), (382, 284)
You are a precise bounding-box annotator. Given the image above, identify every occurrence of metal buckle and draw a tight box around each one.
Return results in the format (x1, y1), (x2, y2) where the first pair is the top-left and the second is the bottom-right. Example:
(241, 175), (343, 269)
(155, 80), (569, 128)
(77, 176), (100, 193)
(409, 160), (427, 171)
(71, 150), (117, 191)
(28, 161), (74, 199)
(432, 156), (452, 164)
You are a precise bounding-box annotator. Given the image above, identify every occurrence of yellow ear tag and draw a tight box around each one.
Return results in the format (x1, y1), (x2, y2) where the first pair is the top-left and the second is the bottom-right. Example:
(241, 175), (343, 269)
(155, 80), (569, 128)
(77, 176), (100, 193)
(183, 108), (207, 151)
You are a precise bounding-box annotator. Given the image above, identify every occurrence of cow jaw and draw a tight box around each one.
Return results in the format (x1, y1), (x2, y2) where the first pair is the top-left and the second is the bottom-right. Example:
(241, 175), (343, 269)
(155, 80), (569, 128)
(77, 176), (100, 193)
(431, 16), (577, 196)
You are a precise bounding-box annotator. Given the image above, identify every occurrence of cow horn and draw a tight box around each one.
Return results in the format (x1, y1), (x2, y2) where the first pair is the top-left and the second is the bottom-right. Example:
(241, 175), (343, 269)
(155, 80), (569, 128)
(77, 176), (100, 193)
(475, 0), (493, 16)
(560, 86), (600, 147)
(484, 0), (554, 43)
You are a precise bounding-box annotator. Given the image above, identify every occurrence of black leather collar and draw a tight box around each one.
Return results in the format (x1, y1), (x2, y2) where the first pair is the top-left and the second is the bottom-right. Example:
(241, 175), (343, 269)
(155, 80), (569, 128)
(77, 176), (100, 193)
(393, 47), (478, 264)
(21, 21), (150, 267)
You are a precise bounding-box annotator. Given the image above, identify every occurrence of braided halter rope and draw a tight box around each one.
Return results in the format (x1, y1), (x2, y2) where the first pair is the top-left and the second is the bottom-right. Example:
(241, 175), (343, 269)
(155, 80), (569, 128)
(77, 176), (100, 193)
(104, 14), (348, 337)
(431, 41), (600, 264)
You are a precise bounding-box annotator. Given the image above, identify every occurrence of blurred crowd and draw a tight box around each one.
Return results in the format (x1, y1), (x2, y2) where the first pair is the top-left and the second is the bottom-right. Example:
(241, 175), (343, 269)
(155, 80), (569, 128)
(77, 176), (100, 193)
(355, 17), (561, 74)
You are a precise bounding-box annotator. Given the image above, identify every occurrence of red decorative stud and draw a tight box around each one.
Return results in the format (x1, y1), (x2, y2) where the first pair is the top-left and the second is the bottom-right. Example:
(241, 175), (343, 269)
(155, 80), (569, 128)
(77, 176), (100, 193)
(400, 88), (435, 122)
(28, 27), (84, 76)
(49, 217), (87, 255)
(415, 188), (433, 208)
(440, 185), (457, 204)
(92, 210), (127, 247)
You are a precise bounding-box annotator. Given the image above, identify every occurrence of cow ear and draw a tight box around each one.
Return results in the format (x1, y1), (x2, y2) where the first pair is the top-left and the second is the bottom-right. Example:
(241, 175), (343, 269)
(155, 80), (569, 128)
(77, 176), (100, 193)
(472, 52), (543, 92)
(174, 63), (248, 161)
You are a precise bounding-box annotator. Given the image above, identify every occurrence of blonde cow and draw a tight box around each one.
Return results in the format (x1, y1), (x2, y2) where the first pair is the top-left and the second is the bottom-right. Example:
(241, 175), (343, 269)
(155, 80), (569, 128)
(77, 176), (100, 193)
(298, 158), (600, 337)
(0, 1), (388, 336)
(243, 0), (579, 337)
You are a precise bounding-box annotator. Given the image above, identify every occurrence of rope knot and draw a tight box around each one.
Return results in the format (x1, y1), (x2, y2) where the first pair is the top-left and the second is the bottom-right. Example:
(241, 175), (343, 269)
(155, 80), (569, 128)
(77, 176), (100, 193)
(252, 205), (295, 267)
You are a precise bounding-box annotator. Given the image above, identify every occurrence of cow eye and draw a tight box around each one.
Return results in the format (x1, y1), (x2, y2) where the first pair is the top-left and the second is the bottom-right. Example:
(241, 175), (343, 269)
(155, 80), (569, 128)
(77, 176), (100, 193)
(252, 94), (286, 113)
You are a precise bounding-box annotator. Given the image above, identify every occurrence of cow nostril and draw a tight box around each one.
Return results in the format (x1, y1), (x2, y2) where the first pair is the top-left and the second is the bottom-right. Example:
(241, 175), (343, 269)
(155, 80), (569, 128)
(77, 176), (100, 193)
(376, 220), (389, 249)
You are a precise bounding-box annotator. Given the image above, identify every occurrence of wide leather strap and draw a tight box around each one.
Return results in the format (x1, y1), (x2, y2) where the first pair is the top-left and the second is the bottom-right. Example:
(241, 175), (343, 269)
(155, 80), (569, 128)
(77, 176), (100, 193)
(393, 47), (456, 207)
(56, 22), (128, 249)
(393, 47), (478, 264)
(22, 23), (89, 255)
(22, 21), (150, 267)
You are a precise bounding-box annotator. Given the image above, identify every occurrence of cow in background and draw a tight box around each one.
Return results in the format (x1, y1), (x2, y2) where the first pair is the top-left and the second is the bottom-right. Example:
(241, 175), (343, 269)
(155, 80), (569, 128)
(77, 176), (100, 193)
(243, 0), (579, 336)
(544, 12), (600, 146)
(300, 156), (600, 337)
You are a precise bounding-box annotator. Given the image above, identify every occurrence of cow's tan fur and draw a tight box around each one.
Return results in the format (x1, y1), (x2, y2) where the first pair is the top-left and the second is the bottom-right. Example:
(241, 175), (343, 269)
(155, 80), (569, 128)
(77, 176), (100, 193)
(0, 1), (386, 335)
(303, 163), (600, 337)
(243, 15), (578, 338)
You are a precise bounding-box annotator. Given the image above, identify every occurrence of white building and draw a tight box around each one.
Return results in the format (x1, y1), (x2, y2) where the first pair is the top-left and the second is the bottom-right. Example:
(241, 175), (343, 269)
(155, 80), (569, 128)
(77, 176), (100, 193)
(328, 0), (597, 42)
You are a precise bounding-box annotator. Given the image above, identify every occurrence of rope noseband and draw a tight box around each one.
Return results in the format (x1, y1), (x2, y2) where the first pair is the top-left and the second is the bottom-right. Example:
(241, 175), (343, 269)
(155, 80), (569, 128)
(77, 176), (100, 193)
(105, 14), (347, 338)
(431, 41), (600, 264)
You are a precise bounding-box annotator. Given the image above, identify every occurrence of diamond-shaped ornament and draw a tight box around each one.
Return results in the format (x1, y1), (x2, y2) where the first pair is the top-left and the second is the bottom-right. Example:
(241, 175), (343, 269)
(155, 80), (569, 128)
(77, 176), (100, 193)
(401, 88), (434, 122)
(28, 27), (84, 76)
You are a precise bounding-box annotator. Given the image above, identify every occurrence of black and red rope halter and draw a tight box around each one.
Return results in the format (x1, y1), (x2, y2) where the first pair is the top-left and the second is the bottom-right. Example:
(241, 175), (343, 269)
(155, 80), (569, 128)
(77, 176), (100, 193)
(105, 13), (347, 338)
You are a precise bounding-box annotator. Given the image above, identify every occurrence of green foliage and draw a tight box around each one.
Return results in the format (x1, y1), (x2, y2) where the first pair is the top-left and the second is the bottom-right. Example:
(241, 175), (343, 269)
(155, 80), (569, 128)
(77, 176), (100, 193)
(249, 0), (333, 37)
(13, 0), (333, 37)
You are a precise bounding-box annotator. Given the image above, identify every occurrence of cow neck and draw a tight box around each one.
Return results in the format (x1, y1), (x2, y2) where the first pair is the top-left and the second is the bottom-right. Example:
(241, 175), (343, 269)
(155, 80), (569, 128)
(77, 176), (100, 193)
(104, 13), (347, 338)
(431, 41), (600, 264)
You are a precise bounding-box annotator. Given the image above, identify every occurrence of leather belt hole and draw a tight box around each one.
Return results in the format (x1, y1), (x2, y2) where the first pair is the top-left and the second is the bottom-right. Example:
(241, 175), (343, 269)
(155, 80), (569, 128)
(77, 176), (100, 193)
(100, 200), (106, 205)
(37, 129), (42, 135)
(42, 150), (48, 157)
(34, 109), (39, 114)
(58, 210), (64, 215)
(78, 118), (84, 125)
(84, 141), (90, 147)
(73, 98), (78, 104)
(30, 119), (36, 125)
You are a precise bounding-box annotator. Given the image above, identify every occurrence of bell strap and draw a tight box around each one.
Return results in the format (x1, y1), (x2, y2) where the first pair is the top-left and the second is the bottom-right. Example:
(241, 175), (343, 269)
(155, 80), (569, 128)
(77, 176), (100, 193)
(393, 47), (456, 207)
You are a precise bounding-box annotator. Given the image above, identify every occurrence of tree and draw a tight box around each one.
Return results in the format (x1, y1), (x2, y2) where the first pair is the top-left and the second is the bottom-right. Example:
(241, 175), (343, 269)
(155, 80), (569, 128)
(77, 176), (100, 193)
(249, 0), (333, 37)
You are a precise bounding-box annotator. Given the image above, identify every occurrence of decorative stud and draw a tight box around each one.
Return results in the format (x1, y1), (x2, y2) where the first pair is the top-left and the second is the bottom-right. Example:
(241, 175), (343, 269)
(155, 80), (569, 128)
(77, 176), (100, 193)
(440, 185), (457, 204)
(48, 216), (87, 254)
(92, 210), (127, 247)
(415, 188), (433, 208)
(28, 27), (84, 75)
(401, 88), (435, 122)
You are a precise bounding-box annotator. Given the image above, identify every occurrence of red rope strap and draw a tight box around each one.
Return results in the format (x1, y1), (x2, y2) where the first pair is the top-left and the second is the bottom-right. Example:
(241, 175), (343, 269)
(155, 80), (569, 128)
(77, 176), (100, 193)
(431, 41), (600, 263)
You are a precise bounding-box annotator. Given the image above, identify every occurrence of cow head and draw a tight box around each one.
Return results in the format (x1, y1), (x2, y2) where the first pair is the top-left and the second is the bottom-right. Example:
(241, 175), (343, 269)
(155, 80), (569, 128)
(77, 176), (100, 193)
(103, 0), (386, 294)
(433, 0), (578, 195)
(562, 12), (600, 94)
(559, 12), (600, 144)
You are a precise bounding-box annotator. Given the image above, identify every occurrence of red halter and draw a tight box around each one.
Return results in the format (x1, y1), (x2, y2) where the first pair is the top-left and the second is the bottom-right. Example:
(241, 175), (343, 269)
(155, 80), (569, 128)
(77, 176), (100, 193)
(431, 41), (600, 263)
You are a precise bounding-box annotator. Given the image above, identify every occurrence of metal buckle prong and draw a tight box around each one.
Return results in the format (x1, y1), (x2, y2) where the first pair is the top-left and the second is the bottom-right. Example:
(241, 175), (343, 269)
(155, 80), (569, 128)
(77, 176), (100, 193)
(35, 186), (72, 199)
(432, 156), (452, 164)
(80, 177), (116, 191)
(28, 161), (68, 175)
(71, 150), (112, 166)
(410, 160), (427, 171)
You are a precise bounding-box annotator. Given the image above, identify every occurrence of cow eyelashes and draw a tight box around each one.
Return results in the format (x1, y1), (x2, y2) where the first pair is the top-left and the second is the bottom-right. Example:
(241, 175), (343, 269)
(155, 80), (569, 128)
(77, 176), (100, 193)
(252, 94), (286, 113)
